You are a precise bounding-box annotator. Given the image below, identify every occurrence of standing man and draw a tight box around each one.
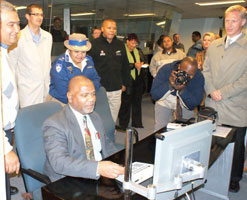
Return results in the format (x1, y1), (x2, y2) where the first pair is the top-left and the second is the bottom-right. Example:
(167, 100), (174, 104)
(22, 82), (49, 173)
(0, 1), (20, 199)
(187, 31), (203, 58)
(150, 35), (186, 78)
(51, 17), (68, 42)
(9, 4), (52, 108)
(89, 19), (130, 123)
(203, 5), (247, 193)
(173, 33), (185, 52)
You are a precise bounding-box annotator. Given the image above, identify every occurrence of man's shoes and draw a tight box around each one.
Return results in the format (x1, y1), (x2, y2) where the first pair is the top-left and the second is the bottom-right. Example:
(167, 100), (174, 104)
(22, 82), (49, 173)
(10, 186), (19, 195)
(229, 181), (240, 193)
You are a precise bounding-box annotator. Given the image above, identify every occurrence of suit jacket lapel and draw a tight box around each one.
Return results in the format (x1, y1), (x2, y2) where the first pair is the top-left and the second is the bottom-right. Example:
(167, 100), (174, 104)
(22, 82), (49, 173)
(64, 105), (86, 151)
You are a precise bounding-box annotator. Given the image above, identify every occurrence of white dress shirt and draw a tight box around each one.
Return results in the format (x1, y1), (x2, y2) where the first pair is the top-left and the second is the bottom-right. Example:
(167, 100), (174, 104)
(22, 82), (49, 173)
(226, 32), (242, 46)
(1, 46), (19, 154)
(69, 105), (102, 161)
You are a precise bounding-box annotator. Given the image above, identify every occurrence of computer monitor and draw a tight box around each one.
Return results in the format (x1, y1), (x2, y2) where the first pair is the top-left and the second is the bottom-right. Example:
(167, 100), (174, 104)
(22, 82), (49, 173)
(153, 120), (213, 200)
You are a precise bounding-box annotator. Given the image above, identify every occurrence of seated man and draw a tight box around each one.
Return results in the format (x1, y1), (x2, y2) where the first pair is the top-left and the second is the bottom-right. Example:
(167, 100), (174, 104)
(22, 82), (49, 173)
(49, 33), (101, 105)
(151, 57), (204, 131)
(43, 76), (124, 182)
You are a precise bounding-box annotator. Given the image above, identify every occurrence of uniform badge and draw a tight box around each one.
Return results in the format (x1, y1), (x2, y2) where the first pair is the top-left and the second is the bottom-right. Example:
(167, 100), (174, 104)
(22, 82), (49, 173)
(56, 64), (62, 73)
(67, 66), (73, 74)
(116, 50), (121, 56)
(67, 66), (72, 71)
(100, 50), (106, 56)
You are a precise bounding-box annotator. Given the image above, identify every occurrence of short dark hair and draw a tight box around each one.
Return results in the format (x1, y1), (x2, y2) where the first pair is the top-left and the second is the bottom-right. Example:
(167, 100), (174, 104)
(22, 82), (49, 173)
(53, 17), (62, 22)
(192, 31), (201, 38)
(25, 4), (43, 15)
(157, 34), (165, 46)
(173, 33), (179, 38)
(127, 33), (139, 43)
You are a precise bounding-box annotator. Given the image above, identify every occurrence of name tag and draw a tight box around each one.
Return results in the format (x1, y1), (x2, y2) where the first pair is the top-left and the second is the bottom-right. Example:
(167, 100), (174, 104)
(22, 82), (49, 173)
(100, 50), (106, 56)
(116, 50), (121, 56)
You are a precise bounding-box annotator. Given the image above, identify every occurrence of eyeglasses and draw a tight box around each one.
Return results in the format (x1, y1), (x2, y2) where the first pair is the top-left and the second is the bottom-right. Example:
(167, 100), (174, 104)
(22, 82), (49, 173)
(29, 13), (44, 17)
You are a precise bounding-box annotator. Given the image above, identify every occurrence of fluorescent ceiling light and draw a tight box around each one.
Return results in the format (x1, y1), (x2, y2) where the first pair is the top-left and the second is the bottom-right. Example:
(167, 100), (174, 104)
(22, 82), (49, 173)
(117, 35), (125, 39)
(16, 6), (27, 10)
(124, 13), (156, 17)
(195, 0), (245, 6)
(71, 12), (96, 17)
(156, 21), (166, 26)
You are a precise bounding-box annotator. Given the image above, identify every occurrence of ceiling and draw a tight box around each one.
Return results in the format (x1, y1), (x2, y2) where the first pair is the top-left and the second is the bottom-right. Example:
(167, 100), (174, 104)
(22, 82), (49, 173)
(8, 0), (247, 19)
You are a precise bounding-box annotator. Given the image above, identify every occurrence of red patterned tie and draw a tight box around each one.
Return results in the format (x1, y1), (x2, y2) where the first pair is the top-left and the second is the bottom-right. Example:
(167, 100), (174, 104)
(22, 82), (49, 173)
(83, 116), (95, 160)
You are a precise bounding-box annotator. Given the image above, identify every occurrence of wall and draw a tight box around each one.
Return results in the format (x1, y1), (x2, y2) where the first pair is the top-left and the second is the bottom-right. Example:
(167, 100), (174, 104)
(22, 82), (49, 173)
(177, 18), (223, 53)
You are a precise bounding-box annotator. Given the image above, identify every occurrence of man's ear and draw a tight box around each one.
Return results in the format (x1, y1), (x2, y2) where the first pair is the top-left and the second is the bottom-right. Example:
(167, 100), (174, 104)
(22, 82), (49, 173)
(67, 92), (72, 103)
(241, 18), (246, 27)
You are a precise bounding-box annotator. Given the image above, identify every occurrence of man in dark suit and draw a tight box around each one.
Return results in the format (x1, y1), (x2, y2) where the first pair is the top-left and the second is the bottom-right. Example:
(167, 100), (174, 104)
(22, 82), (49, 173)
(43, 76), (124, 182)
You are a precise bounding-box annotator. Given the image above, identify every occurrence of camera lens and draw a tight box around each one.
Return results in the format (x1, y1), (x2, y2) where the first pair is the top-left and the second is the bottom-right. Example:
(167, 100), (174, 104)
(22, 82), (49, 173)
(175, 76), (185, 85)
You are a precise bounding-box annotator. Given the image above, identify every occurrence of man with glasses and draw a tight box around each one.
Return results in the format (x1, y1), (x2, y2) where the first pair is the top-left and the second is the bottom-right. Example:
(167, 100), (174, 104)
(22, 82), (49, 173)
(9, 4), (52, 108)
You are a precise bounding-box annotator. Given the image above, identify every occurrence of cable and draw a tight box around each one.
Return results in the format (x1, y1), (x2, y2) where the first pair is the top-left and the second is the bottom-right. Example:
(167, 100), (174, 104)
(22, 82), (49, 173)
(185, 192), (191, 200)
(191, 182), (196, 200)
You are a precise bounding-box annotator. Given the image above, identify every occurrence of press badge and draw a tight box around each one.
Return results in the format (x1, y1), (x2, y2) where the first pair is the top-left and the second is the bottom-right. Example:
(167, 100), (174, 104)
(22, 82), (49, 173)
(116, 50), (121, 56)
(100, 50), (106, 56)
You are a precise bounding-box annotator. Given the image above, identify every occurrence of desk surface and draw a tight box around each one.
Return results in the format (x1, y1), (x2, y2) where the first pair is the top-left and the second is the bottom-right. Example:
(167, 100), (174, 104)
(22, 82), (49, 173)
(42, 126), (235, 200)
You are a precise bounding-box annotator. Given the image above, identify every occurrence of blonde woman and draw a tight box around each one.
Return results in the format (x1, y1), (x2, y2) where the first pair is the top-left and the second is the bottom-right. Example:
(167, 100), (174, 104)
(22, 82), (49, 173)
(196, 32), (216, 70)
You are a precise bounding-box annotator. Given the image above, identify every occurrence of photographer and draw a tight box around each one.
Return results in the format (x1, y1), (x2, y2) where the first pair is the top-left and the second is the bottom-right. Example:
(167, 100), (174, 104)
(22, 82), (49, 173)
(151, 57), (204, 131)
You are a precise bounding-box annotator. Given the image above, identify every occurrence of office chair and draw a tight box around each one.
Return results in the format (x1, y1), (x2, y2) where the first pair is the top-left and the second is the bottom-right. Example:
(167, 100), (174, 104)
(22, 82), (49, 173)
(95, 87), (126, 151)
(14, 102), (62, 194)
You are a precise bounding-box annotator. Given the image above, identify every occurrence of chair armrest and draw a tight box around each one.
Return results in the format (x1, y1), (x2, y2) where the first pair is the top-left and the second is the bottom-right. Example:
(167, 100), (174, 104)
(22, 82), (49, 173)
(21, 168), (51, 185)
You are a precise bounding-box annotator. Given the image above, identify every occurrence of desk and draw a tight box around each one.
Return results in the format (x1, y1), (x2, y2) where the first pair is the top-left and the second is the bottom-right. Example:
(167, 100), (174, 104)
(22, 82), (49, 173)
(42, 127), (235, 200)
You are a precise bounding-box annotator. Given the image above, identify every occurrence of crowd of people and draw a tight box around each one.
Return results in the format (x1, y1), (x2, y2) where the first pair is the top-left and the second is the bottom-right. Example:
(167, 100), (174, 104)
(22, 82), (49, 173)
(1, 0), (246, 199)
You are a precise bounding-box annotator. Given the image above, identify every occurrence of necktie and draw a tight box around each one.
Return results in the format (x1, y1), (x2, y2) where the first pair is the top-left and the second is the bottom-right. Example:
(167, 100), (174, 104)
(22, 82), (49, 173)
(225, 38), (231, 49)
(83, 116), (95, 160)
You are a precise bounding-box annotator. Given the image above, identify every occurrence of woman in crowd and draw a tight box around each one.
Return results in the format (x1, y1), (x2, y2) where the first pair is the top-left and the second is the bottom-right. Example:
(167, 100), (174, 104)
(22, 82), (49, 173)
(48, 33), (100, 105)
(118, 33), (145, 129)
(196, 32), (216, 70)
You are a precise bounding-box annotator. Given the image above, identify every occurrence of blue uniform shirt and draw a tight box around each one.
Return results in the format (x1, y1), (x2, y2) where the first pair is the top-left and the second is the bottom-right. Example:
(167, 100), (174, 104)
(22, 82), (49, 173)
(49, 50), (101, 104)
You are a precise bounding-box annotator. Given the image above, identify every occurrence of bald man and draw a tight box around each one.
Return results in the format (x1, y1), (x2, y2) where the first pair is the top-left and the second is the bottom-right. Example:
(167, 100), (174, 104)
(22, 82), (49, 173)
(89, 19), (130, 123)
(151, 57), (204, 131)
(43, 76), (124, 182)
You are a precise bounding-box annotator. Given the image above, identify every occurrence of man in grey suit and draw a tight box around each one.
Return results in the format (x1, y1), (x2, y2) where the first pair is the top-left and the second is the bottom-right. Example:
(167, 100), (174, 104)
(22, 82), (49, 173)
(43, 76), (124, 182)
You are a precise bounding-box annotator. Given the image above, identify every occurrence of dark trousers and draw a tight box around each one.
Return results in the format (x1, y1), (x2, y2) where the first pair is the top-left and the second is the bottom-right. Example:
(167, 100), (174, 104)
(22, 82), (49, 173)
(231, 127), (247, 182)
(5, 129), (13, 200)
(119, 78), (143, 128)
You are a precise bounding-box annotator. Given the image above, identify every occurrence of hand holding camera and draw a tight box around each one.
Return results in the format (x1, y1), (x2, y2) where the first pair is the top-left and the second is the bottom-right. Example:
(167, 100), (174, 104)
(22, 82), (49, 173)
(169, 70), (191, 91)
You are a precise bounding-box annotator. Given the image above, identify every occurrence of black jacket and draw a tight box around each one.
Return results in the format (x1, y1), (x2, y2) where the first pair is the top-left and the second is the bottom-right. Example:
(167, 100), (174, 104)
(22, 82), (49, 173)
(89, 35), (130, 91)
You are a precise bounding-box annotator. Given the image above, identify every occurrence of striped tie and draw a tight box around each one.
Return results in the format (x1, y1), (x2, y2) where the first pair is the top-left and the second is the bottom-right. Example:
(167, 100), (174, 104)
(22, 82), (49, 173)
(83, 116), (95, 160)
